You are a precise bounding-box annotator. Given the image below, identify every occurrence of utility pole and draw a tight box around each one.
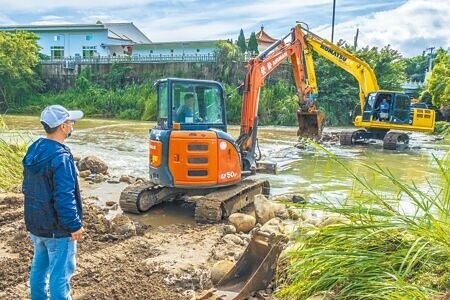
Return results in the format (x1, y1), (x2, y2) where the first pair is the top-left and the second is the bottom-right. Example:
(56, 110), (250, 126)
(353, 28), (359, 50)
(425, 47), (435, 71)
(423, 47), (435, 82)
(331, 0), (336, 43)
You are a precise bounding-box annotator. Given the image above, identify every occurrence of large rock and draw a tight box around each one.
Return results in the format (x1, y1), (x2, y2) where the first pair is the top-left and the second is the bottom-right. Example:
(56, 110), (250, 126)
(78, 156), (108, 174)
(271, 202), (289, 219)
(210, 260), (235, 284)
(110, 215), (136, 236)
(228, 213), (256, 233)
(222, 234), (245, 246)
(254, 195), (275, 225)
(260, 217), (284, 235)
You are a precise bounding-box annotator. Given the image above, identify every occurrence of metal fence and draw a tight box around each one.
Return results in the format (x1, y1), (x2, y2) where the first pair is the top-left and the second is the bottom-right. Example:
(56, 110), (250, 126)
(40, 53), (217, 65)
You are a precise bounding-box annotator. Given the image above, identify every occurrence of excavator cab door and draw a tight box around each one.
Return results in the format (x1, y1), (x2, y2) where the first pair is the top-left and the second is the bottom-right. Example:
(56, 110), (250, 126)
(391, 94), (411, 124)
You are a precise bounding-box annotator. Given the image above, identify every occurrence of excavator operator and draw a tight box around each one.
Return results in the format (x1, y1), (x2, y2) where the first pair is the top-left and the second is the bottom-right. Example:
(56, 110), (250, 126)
(176, 93), (195, 123)
(376, 98), (390, 121)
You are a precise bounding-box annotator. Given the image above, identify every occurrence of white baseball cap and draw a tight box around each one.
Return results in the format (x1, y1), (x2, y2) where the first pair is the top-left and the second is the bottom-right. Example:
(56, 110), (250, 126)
(40, 105), (84, 128)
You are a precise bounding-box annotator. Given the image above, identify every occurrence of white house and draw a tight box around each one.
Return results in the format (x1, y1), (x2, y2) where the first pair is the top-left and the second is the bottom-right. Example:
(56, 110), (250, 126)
(0, 22), (151, 59)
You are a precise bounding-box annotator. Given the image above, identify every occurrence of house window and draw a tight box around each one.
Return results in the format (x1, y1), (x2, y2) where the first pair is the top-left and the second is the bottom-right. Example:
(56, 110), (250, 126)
(170, 49), (174, 53)
(82, 46), (96, 58)
(150, 50), (153, 54)
(54, 35), (62, 42)
(86, 34), (93, 41)
(50, 46), (64, 59)
(196, 49), (200, 52)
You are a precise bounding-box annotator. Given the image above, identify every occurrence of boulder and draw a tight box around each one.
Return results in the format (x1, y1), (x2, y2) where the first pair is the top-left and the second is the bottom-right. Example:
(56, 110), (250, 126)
(210, 260), (235, 285)
(119, 175), (135, 184)
(110, 215), (136, 236)
(223, 224), (237, 235)
(72, 152), (82, 162)
(78, 156), (108, 174)
(287, 207), (300, 220)
(271, 202), (289, 219)
(254, 195), (275, 225)
(79, 170), (91, 178)
(222, 234), (245, 246)
(260, 217), (284, 235)
(228, 213), (256, 233)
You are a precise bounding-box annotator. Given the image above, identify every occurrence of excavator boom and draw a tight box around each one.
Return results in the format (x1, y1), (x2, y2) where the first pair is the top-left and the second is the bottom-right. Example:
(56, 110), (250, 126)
(296, 22), (435, 149)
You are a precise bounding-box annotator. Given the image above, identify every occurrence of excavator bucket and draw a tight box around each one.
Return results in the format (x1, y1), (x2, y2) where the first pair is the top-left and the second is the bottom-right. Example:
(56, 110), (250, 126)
(297, 110), (326, 139)
(194, 230), (286, 300)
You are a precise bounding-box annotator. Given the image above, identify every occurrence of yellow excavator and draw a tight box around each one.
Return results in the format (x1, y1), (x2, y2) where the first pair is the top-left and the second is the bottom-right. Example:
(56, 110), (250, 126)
(296, 23), (436, 149)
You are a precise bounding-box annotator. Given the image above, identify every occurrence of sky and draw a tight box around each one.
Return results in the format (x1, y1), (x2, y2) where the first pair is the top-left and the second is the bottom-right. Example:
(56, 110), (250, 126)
(0, 0), (448, 57)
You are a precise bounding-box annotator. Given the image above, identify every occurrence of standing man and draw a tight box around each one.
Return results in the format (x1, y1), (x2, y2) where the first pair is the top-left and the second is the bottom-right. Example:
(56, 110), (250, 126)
(22, 105), (84, 299)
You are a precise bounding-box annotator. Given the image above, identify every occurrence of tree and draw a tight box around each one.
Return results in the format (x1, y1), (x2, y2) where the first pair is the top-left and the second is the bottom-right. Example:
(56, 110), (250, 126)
(356, 45), (406, 91)
(0, 31), (42, 111)
(237, 29), (247, 53)
(247, 32), (259, 55)
(403, 55), (428, 82)
(426, 49), (450, 107)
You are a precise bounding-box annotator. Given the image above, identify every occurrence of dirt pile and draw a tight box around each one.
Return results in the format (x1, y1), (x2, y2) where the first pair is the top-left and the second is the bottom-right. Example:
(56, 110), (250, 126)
(0, 191), (261, 300)
(0, 193), (214, 299)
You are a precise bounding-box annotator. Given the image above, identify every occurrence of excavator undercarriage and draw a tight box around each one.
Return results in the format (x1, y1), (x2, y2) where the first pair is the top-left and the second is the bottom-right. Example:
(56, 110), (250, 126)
(339, 129), (410, 150)
(119, 179), (270, 223)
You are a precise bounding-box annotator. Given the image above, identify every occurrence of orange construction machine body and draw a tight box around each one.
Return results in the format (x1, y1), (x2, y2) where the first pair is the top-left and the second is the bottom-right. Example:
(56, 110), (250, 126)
(149, 27), (323, 189)
(149, 78), (242, 188)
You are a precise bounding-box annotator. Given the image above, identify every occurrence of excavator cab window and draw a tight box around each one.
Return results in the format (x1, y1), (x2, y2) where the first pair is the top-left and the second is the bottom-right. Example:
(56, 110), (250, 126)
(392, 94), (411, 124)
(170, 81), (225, 126)
(156, 81), (169, 128)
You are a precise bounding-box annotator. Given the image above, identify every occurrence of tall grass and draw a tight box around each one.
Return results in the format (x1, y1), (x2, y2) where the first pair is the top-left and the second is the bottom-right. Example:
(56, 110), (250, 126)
(0, 116), (27, 192)
(278, 149), (450, 299)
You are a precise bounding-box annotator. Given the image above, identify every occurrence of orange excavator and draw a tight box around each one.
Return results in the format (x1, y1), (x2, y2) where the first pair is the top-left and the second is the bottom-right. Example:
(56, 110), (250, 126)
(119, 26), (322, 300)
(119, 25), (324, 222)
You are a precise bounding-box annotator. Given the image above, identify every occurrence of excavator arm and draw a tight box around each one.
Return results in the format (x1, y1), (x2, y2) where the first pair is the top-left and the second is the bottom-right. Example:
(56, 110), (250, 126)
(236, 27), (324, 172)
(296, 23), (435, 149)
(297, 24), (379, 112)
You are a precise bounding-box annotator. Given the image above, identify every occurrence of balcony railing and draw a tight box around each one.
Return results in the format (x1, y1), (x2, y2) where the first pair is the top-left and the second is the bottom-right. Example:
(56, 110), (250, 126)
(40, 53), (217, 65)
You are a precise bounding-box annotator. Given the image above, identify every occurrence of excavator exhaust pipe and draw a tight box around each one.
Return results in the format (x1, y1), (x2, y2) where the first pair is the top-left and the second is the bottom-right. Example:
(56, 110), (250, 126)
(296, 110), (325, 139)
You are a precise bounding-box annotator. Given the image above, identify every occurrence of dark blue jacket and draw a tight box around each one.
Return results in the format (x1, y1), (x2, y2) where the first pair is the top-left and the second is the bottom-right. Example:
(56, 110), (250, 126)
(22, 138), (82, 238)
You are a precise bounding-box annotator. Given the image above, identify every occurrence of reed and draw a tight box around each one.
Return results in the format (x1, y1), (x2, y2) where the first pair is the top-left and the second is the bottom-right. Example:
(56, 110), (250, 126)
(0, 116), (27, 192)
(278, 148), (450, 299)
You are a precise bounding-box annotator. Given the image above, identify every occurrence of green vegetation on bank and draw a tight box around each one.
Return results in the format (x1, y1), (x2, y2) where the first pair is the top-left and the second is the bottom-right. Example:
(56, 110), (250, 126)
(1, 31), (449, 126)
(0, 116), (27, 192)
(13, 67), (158, 121)
(278, 151), (450, 299)
(434, 121), (450, 137)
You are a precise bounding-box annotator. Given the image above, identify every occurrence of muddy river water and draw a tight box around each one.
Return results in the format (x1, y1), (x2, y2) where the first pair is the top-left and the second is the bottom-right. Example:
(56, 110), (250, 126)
(3, 115), (449, 222)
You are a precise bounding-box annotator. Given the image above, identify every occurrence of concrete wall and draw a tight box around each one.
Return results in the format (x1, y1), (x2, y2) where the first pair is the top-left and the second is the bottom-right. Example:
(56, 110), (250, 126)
(39, 61), (294, 92)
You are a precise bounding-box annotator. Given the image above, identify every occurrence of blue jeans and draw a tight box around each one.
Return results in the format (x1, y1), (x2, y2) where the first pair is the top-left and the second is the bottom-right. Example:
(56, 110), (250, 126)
(29, 233), (77, 300)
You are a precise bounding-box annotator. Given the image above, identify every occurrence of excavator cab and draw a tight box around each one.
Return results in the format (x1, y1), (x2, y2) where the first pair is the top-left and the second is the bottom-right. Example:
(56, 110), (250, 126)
(150, 78), (242, 189)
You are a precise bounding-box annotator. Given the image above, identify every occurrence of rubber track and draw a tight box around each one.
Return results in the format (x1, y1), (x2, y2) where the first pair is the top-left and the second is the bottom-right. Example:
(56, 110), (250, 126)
(194, 179), (270, 223)
(383, 132), (409, 150)
(339, 131), (354, 145)
(119, 183), (160, 214)
(119, 179), (270, 223)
